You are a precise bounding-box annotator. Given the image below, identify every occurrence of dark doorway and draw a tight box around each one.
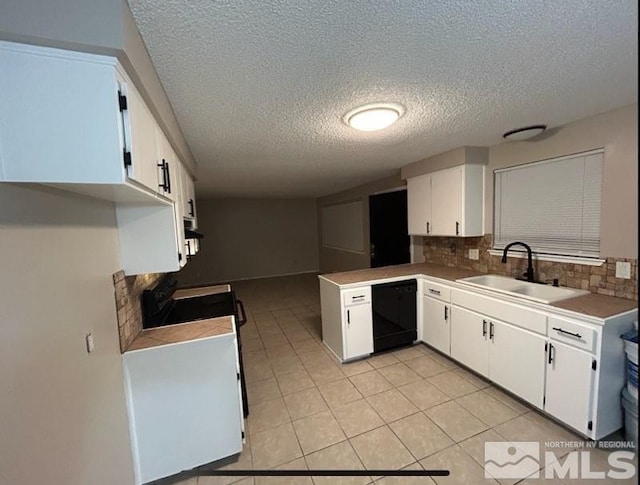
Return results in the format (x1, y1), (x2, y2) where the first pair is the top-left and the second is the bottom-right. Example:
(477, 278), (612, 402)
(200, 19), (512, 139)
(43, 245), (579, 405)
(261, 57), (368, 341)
(369, 190), (410, 268)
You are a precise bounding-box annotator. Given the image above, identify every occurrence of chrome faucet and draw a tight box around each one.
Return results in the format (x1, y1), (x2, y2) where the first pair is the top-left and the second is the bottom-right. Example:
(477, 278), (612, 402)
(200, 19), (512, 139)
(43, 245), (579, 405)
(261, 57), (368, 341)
(501, 241), (535, 282)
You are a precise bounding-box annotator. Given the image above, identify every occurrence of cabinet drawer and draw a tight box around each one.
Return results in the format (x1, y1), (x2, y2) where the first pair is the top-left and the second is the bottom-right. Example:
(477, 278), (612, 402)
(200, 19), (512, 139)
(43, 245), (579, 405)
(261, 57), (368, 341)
(451, 289), (547, 335)
(343, 287), (371, 306)
(547, 317), (596, 353)
(423, 280), (451, 302)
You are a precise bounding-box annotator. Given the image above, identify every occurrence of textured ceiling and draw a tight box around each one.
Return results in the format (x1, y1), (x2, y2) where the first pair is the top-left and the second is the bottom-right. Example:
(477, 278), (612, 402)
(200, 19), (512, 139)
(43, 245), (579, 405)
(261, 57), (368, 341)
(128, 0), (638, 198)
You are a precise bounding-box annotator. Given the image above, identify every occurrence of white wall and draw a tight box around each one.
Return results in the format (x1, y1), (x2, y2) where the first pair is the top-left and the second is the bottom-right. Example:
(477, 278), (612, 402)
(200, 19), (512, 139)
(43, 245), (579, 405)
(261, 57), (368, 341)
(177, 198), (319, 284)
(317, 173), (406, 273)
(400, 105), (638, 259)
(487, 104), (637, 259)
(0, 185), (135, 485)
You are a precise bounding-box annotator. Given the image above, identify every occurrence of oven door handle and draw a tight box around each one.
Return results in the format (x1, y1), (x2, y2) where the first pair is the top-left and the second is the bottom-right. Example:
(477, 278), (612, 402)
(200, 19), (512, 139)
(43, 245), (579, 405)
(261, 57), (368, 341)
(236, 299), (247, 326)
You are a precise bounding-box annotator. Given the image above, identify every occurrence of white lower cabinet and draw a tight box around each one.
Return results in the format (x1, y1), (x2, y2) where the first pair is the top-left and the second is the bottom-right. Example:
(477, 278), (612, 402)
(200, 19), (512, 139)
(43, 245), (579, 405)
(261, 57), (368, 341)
(123, 333), (244, 484)
(344, 303), (374, 360)
(422, 296), (451, 355)
(450, 306), (489, 376)
(448, 287), (635, 439)
(544, 340), (595, 436)
(489, 319), (547, 409)
(320, 280), (373, 362)
(450, 306), (546, 408)
(321, 274), (636, 439)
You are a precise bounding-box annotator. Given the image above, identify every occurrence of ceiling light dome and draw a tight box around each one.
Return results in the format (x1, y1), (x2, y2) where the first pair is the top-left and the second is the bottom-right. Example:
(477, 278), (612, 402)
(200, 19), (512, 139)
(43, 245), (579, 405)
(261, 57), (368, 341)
(503, 124), (547, 141)
(344, 103), (404, 132)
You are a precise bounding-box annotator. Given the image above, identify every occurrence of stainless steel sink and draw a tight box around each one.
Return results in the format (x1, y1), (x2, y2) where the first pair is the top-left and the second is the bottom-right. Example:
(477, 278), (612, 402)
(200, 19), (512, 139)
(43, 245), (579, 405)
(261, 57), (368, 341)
(458, 274), (589, 304)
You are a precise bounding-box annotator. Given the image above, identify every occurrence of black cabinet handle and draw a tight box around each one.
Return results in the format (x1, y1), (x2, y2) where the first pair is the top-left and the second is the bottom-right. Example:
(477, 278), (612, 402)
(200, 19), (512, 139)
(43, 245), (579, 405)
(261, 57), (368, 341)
(548, 343), (554, 364)
(552, 327), (582, 339)
(188, 198), (195, 216)
(236, 299), (247, 326)
(455, 221), (460, 236)
(428, 288), (441, 296)
(347, 310), (350, 325)
(426, 221), (430, 234)
(482, 319), (487, 337)
(185, 240), (192, 261)
(489, 322), (494, 340)
(165, 163), (171, 194)
(157, 159), (169, 192)
(444, 306), (448, 321)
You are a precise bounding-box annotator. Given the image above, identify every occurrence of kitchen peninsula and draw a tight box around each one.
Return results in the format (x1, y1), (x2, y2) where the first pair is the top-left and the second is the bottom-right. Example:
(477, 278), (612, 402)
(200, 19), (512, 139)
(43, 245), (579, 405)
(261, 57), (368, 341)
(319, 262), (637, 441)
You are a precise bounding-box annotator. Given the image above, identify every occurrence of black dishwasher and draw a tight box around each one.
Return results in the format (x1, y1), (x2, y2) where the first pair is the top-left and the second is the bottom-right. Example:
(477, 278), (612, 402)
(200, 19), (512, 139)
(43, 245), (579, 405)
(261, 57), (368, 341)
(372, 279), (417, 352)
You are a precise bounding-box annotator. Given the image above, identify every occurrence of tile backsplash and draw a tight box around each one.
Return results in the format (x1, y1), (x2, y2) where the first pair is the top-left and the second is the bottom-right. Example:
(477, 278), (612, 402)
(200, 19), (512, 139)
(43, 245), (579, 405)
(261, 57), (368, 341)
(113, 271), (164, 352)
(423, 234), (637, 301)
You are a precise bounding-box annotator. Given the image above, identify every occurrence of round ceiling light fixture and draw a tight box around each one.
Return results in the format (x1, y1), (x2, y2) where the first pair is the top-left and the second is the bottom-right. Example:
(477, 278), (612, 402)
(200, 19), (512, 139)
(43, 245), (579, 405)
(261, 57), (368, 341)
(344, 103), (404, 132)
(502, 124), (547, 141)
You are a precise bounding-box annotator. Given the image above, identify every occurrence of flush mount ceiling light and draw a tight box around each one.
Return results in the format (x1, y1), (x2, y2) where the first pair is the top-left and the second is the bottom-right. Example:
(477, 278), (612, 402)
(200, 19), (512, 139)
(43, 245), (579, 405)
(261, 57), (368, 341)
(502, 124), (547, 141)
(344, 103), (404, 132)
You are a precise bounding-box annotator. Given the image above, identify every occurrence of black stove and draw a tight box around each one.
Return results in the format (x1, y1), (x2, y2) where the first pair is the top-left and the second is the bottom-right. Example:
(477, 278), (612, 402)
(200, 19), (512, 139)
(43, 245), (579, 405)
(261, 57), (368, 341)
(142, 274), (249, 417)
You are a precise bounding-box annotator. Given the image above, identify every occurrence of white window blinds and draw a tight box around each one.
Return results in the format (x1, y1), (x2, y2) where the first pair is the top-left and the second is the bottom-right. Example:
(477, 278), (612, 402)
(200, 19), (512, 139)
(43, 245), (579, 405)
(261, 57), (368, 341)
(494, 150), (603, 258)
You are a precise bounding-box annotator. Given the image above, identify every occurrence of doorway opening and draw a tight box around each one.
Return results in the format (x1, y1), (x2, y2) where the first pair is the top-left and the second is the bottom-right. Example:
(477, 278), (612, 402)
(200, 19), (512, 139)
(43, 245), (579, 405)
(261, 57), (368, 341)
(369, 190), (410, 268)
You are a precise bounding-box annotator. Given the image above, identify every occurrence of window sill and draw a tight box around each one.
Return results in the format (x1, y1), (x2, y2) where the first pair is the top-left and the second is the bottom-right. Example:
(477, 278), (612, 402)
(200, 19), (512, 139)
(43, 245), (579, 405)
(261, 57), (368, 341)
(488, 250), (605, 266)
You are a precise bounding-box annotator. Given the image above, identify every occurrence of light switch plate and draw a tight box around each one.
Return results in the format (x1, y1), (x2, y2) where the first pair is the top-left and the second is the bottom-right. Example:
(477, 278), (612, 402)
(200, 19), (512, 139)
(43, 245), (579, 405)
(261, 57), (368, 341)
(469, 249), (480, 260)
(616, 262), (631, 279)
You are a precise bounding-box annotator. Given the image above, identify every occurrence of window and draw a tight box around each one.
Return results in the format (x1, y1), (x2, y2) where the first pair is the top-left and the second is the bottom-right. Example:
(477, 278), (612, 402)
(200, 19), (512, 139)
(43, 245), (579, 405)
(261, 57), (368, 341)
(493, 149), (603, 259)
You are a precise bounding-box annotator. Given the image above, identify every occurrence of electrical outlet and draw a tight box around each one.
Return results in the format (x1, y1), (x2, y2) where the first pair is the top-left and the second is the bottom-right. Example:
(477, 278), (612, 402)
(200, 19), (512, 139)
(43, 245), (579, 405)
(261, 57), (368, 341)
(469, 249), (479, 260)
(616, 262), (631, 279)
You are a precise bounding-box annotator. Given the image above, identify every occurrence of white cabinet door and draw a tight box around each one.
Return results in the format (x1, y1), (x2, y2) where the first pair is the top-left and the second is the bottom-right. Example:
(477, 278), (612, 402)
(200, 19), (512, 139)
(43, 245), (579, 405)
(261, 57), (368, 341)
(116, 203), (181, 275)
(422, 296), (450, 355)
(186, 174), (197, 223)
(344, 304), (373, 359)
(154, 126), (179, 200)
(450, 306), (489, 377)
(181, 166), (197, 223)
(545, 341), (594, 435)
(431, 166), (462, 236)
(407, 174), (431, 235)
(124, 80), (162, 193)
(489, 320), (546, 408)
(123, 334), (243, 484)
(0, 42), (123, 184)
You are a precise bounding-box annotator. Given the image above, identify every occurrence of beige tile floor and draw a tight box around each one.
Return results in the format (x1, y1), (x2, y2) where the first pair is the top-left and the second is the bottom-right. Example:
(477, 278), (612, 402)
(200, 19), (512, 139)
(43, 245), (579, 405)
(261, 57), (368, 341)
(178, 273), (637, 485)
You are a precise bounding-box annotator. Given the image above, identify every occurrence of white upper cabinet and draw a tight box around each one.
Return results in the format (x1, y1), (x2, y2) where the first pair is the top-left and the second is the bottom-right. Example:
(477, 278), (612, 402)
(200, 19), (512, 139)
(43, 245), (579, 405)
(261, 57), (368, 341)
(431, 166), (463, 236)
(175, 160), (197, 224)
(154, 125), (180, 201)
(120, 77), (162, 194)
(0, 41), (198, 275)
(0, 41), (193, 204)
(0, 42), (124, 185)
(407, 164), (484, 237)
(184, 171), (197, 223)
(407, 174), (432, 235)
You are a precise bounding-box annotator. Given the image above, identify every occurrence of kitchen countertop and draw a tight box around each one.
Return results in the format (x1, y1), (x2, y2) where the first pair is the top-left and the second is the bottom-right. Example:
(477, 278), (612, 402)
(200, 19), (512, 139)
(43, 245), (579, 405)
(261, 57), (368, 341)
(125, 316), (234, 352)
(551, 293), (638, 319)
(173, 284), (231, 300)
(320, 262), (637, 319)
(320, 262), (483, 285)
